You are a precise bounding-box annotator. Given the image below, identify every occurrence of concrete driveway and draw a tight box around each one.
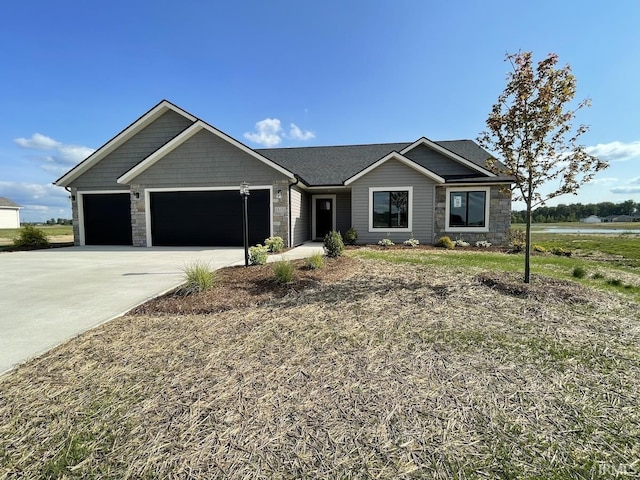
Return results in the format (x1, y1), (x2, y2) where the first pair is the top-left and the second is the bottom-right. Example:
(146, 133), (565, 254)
(0, 246), (245, 374)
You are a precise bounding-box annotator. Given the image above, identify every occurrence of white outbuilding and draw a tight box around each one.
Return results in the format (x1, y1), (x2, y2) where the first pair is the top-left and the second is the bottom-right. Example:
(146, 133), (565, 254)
(580, 214), (601, 224)
(0, 197), (21, 228)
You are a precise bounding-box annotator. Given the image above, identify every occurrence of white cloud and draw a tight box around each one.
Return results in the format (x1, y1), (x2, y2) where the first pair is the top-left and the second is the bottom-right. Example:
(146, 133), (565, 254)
(586, 140), (640, 162)
(14, 133), (61, 150)
(610, 186), (640, 194)
(588, 177), (618, 185)
(244, 118), (283, 147)
(629, 176), (640, 185)
(14, 132), (95, 168)
(244, 118), (315, 147)
(288, 123), (315, 141)
(0, 181), (71, 222)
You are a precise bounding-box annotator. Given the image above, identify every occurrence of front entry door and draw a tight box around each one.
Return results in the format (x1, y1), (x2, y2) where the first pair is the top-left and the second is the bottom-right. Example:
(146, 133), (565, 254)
(315, 198), (333, 239)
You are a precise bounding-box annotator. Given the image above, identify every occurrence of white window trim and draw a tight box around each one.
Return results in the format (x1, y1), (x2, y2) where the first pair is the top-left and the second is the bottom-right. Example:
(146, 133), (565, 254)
(368, 186), (413, 233)
(311, 194), (336, 240)
(445, 186), (490, 233)
(144, 185), (273, 247)
(77, 190), (131, 246)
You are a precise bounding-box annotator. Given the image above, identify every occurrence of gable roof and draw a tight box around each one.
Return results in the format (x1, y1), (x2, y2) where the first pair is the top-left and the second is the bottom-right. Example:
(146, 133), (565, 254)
(0, 197), (21, 209)
(344, 151), (445, 185)
(259, 139), (501, 186)
(55, 100), (196, 187)
(117, 120), (296, 184)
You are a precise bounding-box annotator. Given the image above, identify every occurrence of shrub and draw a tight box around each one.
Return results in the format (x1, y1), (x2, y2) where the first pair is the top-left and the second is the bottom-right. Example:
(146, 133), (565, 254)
(475, 240), (492, 248)
(264, 236), (284, 253)
(572, 266), (586, 279)
(404, 238), (420, 247)
(306, 251), (325, 270)
(435, 236), (455, 249)
(508, 228), (526, 252)
(344, 227), (358, 245)
(181, 260), (216, 295)
(13, 225), (49, 248)
(273, 258), (295, 283)
(249, 244), (269, 265)
(592, 272), (605, 280)
(606, 278), (623, 287)
(454, 238), (470, 247)
(533, 244), (547, 253)
(551, 247), (572, 257)
(378, 238), (394, 247)
(323, 231), (344, 258)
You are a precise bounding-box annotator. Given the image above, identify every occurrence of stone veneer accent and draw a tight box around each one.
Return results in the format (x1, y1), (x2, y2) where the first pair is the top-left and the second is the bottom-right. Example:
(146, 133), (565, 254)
(70, 187), (80, 246)
(434, 185), (511, 246)
(271, 179), (290, 247)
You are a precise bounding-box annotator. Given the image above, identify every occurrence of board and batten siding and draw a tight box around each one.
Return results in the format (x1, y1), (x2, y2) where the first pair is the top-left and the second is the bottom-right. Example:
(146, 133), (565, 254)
(404, 144), (478, 177)
(69, 110), (194, 189)
(290, 186), (309, 246)
(350, 159), (435, 244)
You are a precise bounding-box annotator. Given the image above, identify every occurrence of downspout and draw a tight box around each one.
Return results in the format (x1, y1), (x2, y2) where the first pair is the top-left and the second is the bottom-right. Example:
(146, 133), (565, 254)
(288, 176), (300, 248)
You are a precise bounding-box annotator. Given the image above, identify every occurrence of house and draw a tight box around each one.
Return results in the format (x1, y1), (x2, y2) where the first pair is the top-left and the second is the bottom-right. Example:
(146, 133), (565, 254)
(580, 214), (601, 223)
(55, 100), (513, 247)
(0, 197), (21, 228)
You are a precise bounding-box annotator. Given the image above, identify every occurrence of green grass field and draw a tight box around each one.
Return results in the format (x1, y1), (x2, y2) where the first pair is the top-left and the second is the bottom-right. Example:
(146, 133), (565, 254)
(0, 225), (73, 240)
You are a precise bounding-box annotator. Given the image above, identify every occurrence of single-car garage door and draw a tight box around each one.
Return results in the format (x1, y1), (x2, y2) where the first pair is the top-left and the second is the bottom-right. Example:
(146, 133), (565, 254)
(150, 189), (270, 246)
(82, 192), (132, 245)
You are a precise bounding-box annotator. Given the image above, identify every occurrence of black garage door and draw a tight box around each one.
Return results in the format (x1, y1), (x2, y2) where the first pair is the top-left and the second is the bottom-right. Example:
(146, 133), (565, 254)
(82, 193), (132, 245)
(150, 189), (270, 246)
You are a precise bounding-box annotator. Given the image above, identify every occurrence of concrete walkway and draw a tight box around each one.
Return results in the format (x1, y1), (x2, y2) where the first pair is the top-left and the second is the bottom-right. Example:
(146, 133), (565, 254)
(0, 243), (323, 375)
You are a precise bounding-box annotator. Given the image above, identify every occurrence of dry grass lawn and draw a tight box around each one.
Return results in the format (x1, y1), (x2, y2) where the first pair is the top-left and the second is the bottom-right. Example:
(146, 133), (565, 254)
(1, 255), (639, 479)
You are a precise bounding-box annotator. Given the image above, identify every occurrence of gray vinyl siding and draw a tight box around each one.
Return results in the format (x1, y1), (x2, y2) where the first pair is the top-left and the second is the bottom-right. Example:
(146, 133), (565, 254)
(131, 130), (289, 187)
(404, 144), (478, 177)
(290, 186), (309, 246)
(69, 110), (193, 189)
(351, 159), (435, 244)
(335, 191), (352, 234)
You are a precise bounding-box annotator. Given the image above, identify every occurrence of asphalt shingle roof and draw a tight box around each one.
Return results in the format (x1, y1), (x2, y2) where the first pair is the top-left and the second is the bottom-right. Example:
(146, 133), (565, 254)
(257, 140), (502, 186)
(0, 197), (20, 208)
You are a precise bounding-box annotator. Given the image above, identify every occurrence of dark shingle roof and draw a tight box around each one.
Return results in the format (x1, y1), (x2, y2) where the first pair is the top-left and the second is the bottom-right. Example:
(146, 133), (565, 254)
(0, 197), (21, 208)
(257, 140), (501, 186)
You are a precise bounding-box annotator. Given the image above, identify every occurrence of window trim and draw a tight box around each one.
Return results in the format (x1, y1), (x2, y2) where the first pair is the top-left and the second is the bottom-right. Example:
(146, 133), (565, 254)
(368, 186), (413, 233)
(445, 186), (490, 232)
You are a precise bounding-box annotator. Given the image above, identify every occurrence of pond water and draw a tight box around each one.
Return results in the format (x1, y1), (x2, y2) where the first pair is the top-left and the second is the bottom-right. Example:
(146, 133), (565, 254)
(539, 227), (640, 234)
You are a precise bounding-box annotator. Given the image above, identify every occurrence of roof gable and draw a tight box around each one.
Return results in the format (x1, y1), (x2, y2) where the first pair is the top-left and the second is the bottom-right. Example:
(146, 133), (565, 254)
(117, 120), (295, 184)
(0, 197), (21, 209)
(344, 151), (445, 185)
(55, 100), (196, 187)
(400, 138), (495, 177)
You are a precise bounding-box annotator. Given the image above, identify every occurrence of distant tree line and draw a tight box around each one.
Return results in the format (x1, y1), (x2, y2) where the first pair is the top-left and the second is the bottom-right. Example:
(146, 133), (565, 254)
(512, 199), (639, 223)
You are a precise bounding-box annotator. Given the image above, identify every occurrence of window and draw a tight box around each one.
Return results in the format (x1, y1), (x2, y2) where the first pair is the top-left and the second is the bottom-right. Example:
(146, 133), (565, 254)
(369, 187), (413, 232)
(445, 187), (490, 232)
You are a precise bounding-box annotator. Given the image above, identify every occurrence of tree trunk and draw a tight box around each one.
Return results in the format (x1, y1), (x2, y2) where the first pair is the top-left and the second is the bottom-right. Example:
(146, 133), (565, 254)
(524, 199), (532, 284)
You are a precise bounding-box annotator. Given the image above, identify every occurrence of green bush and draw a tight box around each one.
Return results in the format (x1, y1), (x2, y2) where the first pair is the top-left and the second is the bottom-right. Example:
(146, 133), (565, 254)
(264, 236), (284, 253)
(13, 225), (50, 248)
(533, 244), (547, 253)
(435, 236), (455, 249)
(344, 227), (358, 245)
(606, 278), (623, 287)
(249, 244), (269, 265)
(508, 228), (526, 252)
(323, 231), (344, 258)
(181, 260), (216, 295)
(572, 266), (586, 279)
(273, 258), (295, 283)
(592, 272), (605, 280)
(306, 251), (324, 270)
(551, 247), (572, 257)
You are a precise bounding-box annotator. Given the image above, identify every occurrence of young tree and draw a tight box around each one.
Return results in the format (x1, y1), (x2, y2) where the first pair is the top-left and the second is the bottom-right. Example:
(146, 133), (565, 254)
(479, 51), (608, 283)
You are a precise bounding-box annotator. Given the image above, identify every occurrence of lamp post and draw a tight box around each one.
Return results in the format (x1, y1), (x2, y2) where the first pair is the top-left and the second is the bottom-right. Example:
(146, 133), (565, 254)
(240, 182), (250, 267)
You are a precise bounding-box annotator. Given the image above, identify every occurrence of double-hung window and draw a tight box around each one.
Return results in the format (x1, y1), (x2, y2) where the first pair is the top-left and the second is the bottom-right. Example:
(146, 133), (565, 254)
(369, 187), (413, 232)
(445, 187), (490, 232)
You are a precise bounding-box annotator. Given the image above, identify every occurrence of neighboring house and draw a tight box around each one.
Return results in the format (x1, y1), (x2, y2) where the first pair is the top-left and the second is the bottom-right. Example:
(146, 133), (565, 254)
(0, 197), (21, 228)
(580, 215), (601, 223)
(603, 214), (636, 223)
(55, 100), (513, 247)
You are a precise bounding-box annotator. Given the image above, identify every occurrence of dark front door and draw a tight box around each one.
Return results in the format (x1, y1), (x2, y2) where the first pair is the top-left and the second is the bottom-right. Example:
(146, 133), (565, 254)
(315, 198), (333, 239)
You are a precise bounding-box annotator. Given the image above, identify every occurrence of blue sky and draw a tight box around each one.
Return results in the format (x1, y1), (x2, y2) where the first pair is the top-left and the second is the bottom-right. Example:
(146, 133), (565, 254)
(1, 0), (639, 222)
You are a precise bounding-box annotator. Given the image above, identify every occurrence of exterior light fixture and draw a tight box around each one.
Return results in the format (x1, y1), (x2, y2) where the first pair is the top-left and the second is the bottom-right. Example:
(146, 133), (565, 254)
(276, 189), (282, 200)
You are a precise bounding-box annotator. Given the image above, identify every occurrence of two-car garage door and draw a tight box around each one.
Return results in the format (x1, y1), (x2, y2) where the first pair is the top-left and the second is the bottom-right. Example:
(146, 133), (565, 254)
(80, 189), (271, 246)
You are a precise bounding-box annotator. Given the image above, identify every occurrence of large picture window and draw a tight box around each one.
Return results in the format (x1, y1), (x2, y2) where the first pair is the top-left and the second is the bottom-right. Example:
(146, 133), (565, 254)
(369, 187), (413, 232)
(445, 187), (490, 232)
